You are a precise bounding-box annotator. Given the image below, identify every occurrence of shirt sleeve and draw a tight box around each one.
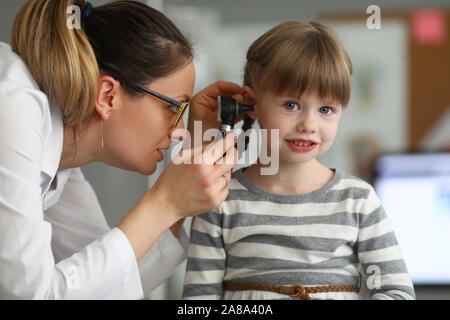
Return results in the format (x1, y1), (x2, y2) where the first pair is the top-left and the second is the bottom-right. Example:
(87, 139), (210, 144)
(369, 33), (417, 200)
(182, 209), (226, 300)
(356, 186), (416, 300)
(44, 167), (189, 299)
(0, 89), (145, 299)
(138, 227), (189, 298)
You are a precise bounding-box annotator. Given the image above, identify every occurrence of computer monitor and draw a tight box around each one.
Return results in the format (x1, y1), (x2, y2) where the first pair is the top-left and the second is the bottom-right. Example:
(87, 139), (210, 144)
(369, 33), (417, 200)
(373, 153), (450, 285)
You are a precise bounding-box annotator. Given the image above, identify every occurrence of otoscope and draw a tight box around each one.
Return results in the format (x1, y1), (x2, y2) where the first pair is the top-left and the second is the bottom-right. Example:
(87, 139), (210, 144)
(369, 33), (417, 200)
(216, 96), (254, 139)
(215, 96), (254, 162)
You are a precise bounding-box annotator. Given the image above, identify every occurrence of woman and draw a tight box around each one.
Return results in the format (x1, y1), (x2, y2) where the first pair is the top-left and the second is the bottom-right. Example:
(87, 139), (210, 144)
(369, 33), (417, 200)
(0, 0), (242, 299)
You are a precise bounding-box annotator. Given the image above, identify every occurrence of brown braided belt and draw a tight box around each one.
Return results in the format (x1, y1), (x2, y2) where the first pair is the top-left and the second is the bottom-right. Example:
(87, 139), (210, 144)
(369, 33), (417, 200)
(223, 282), (359, 300)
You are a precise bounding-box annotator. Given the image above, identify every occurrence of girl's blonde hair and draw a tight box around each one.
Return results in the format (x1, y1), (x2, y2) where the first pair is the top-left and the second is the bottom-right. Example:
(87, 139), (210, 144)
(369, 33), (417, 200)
(11, 0), (192, 154)
(242, 21), (353, 150)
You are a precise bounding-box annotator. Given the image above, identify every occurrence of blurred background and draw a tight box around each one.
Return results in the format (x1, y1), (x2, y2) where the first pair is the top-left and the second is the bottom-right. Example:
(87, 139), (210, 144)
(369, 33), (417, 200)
(1, 0), (449, 300)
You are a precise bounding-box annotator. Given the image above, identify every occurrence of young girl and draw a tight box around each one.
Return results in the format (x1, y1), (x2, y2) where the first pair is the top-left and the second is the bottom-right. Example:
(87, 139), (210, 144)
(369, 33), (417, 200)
(182, 21), (415, 300)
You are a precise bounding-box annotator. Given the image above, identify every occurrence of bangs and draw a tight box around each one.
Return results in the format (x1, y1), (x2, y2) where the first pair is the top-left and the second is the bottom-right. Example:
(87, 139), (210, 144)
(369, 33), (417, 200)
(255, 25), (353, 107)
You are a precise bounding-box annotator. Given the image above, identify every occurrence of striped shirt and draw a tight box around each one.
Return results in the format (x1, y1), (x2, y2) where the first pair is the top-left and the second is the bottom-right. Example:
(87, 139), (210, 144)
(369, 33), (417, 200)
(182, 167), (415, 300)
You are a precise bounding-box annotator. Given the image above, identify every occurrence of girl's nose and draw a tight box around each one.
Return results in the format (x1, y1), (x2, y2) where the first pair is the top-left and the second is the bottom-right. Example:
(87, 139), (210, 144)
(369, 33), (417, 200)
(297, 115), (317, 134)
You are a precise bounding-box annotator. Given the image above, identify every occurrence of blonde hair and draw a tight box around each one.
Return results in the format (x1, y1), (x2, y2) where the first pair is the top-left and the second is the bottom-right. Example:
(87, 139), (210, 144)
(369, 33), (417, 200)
(242, 21), (353, 149)
(11, 0), (99, 152)
(11, 0), (193, 154)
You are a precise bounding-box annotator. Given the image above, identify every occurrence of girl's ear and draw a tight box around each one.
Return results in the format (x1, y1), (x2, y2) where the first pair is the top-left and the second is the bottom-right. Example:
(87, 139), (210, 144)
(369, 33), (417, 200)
(236, 86), (257, 120)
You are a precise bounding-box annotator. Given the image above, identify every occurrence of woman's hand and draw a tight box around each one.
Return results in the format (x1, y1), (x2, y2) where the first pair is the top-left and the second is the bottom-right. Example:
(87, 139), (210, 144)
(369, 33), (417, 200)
(117, 81), (244, 261)
(117, 132), (238, 261)
(149, 131), (238, 220)
(187, 81), (242, 140)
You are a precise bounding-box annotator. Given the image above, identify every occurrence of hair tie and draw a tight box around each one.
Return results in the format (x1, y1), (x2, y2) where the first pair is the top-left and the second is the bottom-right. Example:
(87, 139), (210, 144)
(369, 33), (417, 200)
(82, 2), (94, 18)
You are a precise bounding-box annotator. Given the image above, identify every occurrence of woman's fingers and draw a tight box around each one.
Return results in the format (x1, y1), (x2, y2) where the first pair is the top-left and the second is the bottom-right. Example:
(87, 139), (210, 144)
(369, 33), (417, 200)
(231, 93), (245, 104)
(210, 144), (238, 197)
(173, 130), (237, 172)
(194, 81), (242, 112)
(220, 171), (232, 189)
(187, 81), (242, 135)
(202, 132), (237, 165)
(215, 144), (238, 175)
(154, 130), (239, 220)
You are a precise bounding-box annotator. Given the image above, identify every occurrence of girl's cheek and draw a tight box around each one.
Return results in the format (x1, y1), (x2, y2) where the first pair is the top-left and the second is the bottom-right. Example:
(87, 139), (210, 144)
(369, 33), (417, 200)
(324, 126), (339, 144)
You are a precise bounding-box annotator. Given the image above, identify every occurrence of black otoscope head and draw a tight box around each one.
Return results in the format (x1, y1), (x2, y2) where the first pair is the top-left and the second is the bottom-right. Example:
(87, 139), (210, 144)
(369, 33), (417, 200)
(215, 96), (254, 159)
(217, 96), (254, 130)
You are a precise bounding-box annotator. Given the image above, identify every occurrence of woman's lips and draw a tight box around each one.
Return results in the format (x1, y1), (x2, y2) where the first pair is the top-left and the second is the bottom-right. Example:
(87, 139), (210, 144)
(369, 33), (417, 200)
(156, 145), (170, 161)
(156, 149), (164, 161)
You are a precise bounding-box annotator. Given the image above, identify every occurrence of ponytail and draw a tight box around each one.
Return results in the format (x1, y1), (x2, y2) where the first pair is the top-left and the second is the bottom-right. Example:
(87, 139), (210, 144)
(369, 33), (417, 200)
(11, 0), (99, 152)
(11, 0), (193, 155)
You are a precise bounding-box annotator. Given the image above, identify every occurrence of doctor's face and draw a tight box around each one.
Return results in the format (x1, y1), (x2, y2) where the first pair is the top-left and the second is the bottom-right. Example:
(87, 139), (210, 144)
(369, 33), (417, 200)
(104, 62), (195, 175)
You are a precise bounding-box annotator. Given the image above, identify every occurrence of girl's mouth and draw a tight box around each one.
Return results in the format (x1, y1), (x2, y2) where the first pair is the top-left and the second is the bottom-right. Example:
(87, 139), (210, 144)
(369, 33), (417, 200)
(286, 139), (318, 152)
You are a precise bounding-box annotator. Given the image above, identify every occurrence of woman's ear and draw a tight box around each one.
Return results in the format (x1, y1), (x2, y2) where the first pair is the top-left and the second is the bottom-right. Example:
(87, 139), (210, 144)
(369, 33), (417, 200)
(95, 75), (117, 120)
(234, 86), (257, 120)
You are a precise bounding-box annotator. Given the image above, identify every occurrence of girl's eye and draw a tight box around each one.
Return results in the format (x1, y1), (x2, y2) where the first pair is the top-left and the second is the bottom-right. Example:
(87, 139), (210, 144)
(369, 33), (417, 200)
(283, 102), (300, 111)
(319, 106), (333, 115)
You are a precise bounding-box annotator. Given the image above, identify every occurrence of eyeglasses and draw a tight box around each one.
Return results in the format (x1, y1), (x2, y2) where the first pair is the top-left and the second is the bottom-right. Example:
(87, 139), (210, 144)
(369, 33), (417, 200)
(116, 78), (189, 128)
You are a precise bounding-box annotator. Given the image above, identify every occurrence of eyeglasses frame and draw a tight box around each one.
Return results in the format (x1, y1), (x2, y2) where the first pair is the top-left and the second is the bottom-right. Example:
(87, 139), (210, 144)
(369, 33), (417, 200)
(116, 78), (189, 128)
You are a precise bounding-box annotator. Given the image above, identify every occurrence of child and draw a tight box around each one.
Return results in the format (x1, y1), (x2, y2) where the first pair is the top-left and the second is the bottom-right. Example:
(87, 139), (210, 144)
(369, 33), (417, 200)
(182, 21), (415, 300)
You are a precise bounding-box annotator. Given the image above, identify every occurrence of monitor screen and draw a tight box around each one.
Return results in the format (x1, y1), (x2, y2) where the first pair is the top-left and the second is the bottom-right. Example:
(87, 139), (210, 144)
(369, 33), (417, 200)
(373, 153), (450, 285)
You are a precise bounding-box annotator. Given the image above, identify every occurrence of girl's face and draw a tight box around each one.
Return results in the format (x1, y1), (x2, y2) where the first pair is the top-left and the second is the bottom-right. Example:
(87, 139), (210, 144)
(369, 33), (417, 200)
(253, 90), (343, 167)
(102, 62), (195, 175)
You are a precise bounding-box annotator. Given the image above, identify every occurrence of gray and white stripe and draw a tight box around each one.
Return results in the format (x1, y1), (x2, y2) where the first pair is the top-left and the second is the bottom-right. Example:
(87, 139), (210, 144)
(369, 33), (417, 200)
(183, 168), (415, 300)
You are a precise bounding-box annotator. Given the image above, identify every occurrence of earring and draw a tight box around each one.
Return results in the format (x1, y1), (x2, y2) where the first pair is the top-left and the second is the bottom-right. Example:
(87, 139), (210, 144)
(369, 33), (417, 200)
(101, 119), (104, 149)
(102, 112), (110, 149)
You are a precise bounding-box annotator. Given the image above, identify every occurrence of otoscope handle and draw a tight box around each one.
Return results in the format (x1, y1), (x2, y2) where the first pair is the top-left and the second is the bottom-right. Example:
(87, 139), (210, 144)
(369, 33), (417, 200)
(215, 125), (238, 162)
(217, 124), (233, 141)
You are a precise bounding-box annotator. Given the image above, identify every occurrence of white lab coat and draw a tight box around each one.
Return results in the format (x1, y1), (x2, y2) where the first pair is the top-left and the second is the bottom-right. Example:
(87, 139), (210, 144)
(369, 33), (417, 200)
(0, 42), (189, 299)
